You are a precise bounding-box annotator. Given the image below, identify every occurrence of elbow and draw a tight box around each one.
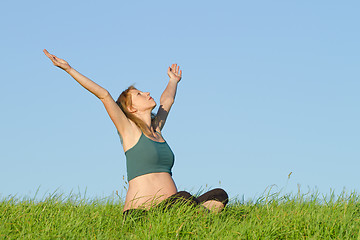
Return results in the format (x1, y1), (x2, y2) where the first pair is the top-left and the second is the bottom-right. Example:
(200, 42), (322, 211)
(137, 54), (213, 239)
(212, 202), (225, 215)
(99, 90), (110, 100)
(160, 97), (174, 106)
(160, 93), (175, 105)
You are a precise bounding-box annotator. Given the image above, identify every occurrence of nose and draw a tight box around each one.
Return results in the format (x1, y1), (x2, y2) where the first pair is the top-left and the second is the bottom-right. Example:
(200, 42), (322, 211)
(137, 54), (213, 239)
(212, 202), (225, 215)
(145, 92), (150, 96)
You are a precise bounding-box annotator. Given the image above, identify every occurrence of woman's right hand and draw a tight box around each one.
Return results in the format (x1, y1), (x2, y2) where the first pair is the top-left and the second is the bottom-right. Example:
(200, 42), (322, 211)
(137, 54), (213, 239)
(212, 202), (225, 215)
(43, 49), (71, 72)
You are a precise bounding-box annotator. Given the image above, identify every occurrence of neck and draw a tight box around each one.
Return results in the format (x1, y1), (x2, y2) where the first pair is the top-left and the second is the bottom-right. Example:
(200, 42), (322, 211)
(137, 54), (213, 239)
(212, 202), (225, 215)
(134, 110), (154, 133)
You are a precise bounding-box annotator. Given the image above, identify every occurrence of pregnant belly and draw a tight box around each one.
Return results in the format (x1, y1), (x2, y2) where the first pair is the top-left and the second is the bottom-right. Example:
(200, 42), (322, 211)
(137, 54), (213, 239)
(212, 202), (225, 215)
(123, 172), (178, 211)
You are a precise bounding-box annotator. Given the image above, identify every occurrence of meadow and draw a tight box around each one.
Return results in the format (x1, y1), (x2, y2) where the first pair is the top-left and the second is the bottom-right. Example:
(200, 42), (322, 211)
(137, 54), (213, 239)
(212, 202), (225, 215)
(1, 189), (360, 239)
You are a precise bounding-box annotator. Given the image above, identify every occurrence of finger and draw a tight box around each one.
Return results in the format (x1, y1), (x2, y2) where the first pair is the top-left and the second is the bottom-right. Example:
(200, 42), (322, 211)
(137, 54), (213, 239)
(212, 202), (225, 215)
(48, 55), (57, 64)
(179, 69), (182, 77)
(168, 66), (174, 75)
(53, 55), (61, 61)
(177, 65), (180, 74)
(43, 49), (52, 58)
(44, 51), (59, 65)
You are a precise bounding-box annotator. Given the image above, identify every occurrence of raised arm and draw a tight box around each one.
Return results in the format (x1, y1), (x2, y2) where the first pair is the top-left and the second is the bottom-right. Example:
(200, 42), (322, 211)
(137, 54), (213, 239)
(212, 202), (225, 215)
(43, 49), (108, 99)
(153, 64), (182, 131)
(43, 49), (132, 135)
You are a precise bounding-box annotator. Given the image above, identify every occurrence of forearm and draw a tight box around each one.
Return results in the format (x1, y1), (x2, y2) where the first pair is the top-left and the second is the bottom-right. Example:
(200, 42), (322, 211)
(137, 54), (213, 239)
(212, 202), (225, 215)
(66, 67), (108, 99)
(160, 78), (178, 104)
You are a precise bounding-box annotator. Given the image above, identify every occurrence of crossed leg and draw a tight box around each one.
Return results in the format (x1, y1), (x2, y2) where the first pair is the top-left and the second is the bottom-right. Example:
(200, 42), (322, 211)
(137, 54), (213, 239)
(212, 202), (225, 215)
(150, 188), (229, 214)
(198, 188), (229, 213)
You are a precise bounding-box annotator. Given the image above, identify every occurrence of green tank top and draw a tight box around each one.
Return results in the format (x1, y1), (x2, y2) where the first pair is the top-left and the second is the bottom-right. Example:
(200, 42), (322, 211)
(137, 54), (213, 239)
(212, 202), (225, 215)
(124, 132), (175, 182)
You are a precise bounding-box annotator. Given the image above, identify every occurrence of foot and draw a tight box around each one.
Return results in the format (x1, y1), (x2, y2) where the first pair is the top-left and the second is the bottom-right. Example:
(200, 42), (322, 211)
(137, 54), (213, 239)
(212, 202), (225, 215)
(201, 200), (225, 213)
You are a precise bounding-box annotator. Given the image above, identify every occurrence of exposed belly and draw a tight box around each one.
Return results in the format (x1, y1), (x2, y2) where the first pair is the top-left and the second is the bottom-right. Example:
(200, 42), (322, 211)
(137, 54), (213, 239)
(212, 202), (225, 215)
(123, 172), (177, 211)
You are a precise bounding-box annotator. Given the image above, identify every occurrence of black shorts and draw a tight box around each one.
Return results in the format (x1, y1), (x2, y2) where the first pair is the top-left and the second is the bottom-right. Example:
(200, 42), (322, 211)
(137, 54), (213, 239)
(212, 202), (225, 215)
(123, 188), (229, 217)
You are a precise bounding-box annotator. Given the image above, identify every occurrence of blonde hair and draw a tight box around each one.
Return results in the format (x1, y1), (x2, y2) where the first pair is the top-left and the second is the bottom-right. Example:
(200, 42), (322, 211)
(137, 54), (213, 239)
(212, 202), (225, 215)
(116, 85), (155, 136)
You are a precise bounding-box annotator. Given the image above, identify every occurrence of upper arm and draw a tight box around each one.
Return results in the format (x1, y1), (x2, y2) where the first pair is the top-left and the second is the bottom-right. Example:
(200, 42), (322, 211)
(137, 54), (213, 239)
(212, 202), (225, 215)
(100, 92), (132, 136)
(153, 99), (174, 132)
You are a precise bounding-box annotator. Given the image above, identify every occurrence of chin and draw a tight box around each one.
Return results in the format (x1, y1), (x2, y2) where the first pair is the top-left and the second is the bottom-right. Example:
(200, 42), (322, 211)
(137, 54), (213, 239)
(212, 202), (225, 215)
(152, 102), (157, 109)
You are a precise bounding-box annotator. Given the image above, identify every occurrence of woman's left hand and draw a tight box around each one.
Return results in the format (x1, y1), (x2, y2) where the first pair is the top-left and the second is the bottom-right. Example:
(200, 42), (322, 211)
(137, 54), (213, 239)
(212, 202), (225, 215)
(167, 64), (182, 82)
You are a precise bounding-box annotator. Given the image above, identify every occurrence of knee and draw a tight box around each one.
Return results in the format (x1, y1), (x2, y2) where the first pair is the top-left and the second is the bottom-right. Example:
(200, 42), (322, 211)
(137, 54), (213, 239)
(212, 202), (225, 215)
(176, 191), (193, 198)
(176, 191), (200, 204)
(198, 188), (229, 206)
(213, 188), (229, 205)
(166, 191), (200, 207)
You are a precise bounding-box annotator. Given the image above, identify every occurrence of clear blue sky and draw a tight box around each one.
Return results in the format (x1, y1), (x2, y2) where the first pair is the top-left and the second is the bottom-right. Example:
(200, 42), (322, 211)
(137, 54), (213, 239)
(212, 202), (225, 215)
(1, 0), (359, 202)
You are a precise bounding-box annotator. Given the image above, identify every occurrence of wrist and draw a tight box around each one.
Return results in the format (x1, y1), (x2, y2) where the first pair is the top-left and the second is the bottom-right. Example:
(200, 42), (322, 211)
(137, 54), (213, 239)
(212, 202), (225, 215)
(169, 77), (180, 83)
(65, 66), (74, 73)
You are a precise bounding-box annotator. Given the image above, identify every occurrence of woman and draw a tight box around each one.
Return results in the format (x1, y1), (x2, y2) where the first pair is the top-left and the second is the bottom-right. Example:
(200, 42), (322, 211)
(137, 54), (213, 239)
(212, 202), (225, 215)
(43, 49), (228, 215)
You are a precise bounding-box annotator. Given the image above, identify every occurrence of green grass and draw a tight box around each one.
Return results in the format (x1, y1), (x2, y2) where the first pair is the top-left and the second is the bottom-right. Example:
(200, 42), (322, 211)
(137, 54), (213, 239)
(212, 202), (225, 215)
(1, 190), (360, 239)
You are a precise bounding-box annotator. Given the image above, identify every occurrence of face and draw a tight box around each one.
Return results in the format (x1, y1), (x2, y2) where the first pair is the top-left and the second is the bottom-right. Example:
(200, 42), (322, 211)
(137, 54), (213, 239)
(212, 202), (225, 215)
(129, 89), (156, 112)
